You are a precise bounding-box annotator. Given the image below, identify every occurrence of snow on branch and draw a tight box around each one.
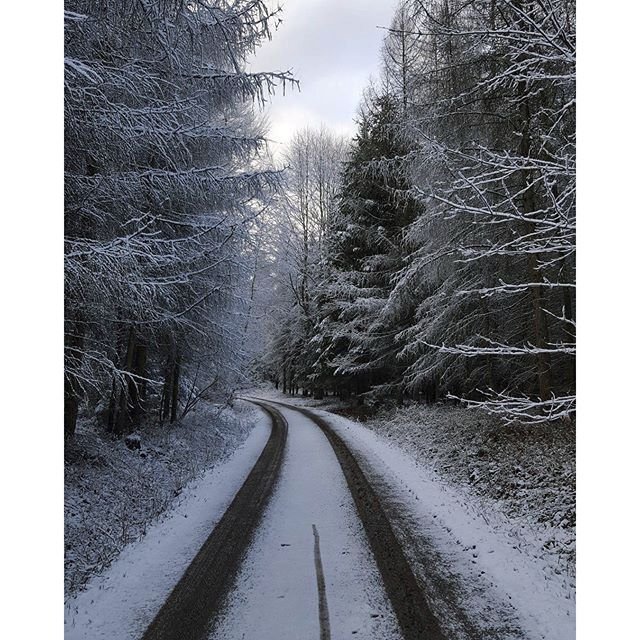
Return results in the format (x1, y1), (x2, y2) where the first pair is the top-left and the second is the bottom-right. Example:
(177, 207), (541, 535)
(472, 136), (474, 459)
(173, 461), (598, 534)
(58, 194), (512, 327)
(456, 280), (576, 298)
(450, 389), (576, 425)
(421, 337), (575, 357)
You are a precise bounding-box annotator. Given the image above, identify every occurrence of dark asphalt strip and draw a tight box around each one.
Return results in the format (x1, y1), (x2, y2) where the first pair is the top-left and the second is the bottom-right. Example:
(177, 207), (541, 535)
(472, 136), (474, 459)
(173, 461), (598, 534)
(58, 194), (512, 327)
(140, 400), (287, 640)
(258, 399), (447, 640)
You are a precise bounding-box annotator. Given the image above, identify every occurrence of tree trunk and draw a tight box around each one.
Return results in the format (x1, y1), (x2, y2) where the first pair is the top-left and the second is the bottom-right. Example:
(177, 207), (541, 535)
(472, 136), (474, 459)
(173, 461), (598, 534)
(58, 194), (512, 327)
(528, 260), (553, 400)
(107, 378), (117, 432)
(520, 89), (552, 401)
(64, 385), (79, 441)
(63, 317), (85, 440)
(170, 355), (181, 423)
(130, 341), (148, 426)
(113, 325), (136, 436)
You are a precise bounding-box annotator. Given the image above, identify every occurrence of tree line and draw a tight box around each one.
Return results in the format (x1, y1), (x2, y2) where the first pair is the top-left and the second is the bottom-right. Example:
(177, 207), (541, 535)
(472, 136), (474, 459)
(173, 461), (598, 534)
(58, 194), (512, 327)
(260, 0), (575, 424)
(64, 0), (295, 440)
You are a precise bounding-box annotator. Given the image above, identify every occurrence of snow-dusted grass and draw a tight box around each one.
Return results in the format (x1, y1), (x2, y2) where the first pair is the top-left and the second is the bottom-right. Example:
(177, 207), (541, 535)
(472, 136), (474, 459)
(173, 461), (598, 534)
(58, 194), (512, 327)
(64, 408), (271, 640)
(64, 400), (259, 600)
(353, 402), (576, 578)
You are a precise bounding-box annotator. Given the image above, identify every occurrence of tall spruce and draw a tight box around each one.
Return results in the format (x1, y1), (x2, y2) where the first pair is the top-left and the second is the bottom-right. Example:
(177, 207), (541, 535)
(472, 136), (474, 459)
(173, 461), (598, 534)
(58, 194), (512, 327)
(390, 0), (576, 422)
(318, 93), (420, 400)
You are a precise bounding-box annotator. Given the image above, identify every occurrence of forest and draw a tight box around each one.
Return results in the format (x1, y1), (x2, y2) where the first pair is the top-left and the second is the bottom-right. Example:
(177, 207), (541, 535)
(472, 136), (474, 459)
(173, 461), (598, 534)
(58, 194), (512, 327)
(60, 2), (579, 638)
(65, 0), (576, 439)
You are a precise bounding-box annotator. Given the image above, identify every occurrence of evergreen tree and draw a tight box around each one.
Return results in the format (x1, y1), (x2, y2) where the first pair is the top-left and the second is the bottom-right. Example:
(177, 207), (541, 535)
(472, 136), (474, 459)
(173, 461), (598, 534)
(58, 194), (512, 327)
(318, 93), (420, 400)
(390, 0), (576, 421)
(64, 0), (295, 438)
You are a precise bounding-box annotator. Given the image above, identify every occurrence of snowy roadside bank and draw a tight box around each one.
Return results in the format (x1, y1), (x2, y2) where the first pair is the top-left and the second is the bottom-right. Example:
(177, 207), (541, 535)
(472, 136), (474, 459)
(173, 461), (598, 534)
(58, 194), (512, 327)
(64, 399), (261, 600)
(251, 391), (575, 640)
(64, 403), (271, 640)
(354, 403), (576, 580)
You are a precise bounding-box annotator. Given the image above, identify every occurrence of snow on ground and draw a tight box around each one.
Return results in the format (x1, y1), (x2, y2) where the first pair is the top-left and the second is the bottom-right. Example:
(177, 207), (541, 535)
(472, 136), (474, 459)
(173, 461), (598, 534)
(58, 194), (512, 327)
(65, 400), (258, 598)
(210, 404), (402, 640)
(325, 410), (575, 640)
(358, 403), (576, 580)
(250, 390), (575, 640)
(64, 401), (269, 640)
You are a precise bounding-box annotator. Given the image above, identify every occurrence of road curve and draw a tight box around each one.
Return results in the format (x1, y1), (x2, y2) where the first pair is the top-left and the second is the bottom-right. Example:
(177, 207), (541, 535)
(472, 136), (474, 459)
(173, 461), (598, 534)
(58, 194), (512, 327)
(254, 398), (447, 640)
(140, 400), (287, 640)
(212, 399), (403, 640)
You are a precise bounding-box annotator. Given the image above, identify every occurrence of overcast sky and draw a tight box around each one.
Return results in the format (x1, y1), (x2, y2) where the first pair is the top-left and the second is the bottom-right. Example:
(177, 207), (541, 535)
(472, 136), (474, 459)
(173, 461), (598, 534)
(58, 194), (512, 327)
(249, 0), (397, 157)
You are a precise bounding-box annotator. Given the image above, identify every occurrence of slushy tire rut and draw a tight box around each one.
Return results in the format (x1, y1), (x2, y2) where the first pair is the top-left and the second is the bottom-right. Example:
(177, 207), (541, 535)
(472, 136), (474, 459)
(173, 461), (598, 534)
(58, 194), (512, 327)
(140, 400), (287, 640)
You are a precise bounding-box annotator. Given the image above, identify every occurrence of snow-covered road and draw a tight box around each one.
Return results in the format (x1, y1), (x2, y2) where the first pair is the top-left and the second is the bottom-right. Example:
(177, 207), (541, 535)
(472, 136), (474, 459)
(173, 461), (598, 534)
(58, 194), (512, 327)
(210, 403), (403, 639)
(64, 396), (574, 640)
(274, 399), (575, 640)
(251, 395), (576, 640)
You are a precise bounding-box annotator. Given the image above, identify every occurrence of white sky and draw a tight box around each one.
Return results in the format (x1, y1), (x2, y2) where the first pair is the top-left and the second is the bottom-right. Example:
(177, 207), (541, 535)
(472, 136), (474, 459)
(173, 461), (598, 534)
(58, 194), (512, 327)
(249, 0), (398, 157)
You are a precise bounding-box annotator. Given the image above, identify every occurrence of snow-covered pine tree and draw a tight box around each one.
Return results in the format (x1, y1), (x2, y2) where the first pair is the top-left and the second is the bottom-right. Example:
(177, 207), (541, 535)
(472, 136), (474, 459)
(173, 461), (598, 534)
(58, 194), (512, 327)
(318, 92), (420, 401)
(389, 0), (576, 422)
(64, 0), (296, 438)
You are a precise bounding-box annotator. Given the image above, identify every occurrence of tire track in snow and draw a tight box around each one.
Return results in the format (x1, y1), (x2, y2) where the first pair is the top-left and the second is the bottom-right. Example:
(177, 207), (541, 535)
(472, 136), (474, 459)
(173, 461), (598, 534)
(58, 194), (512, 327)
(254, 398), (447, 640)
(312, 524), (331, 640)
(140, 400), (287, 640)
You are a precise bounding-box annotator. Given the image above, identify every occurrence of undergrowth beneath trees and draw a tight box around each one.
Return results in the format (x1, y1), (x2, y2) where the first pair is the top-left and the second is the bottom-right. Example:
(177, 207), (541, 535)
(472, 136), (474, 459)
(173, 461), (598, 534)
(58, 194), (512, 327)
(64, 401), (258, 599)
